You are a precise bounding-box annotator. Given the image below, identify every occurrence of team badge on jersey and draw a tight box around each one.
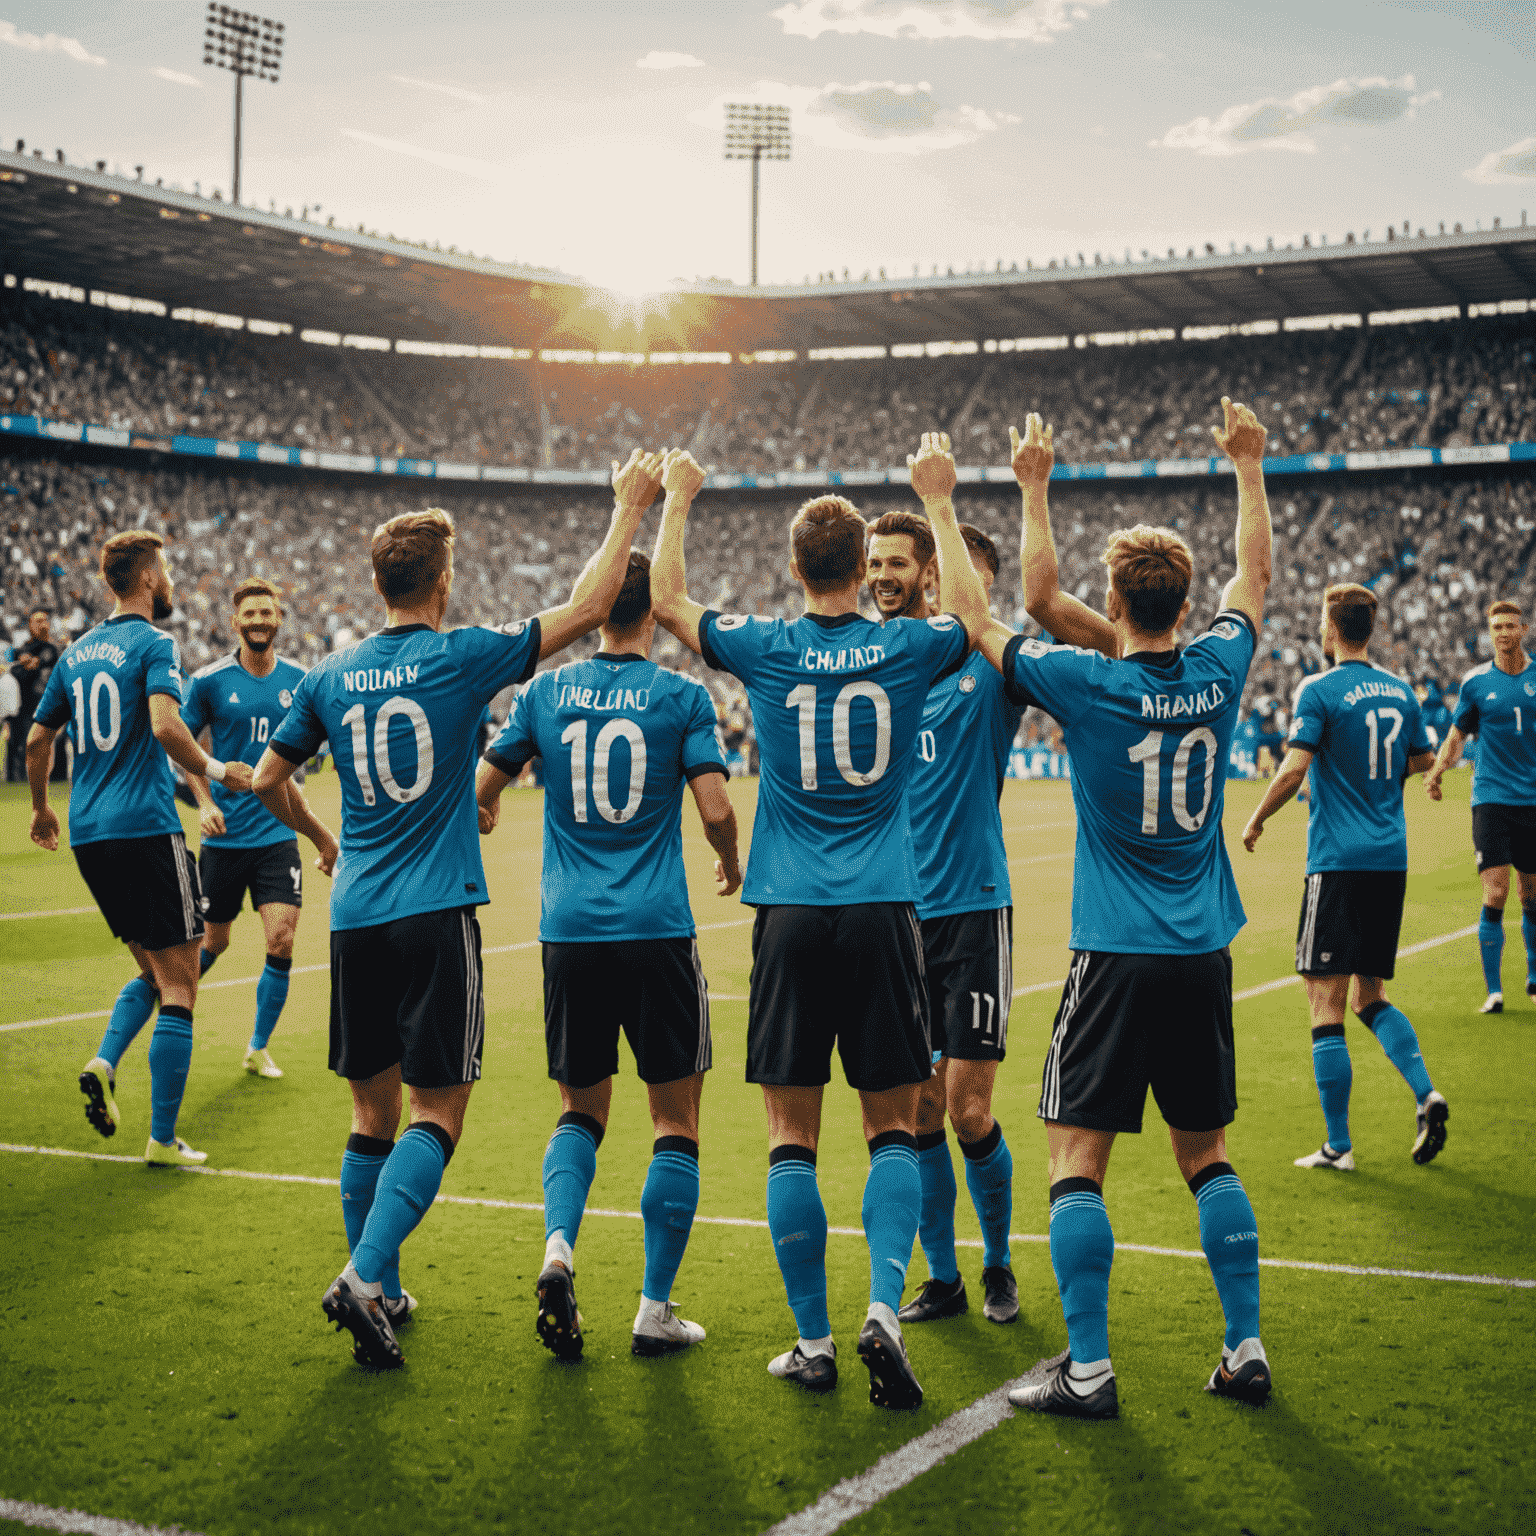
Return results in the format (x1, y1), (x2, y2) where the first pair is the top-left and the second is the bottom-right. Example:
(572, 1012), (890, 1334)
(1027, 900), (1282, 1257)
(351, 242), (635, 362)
(279, 689), (293, 707)
(959, 673), (977, 693)
(1525, 682), (1535, 697)
(716, 614), (751, 631)
(228, 692), (240, 704)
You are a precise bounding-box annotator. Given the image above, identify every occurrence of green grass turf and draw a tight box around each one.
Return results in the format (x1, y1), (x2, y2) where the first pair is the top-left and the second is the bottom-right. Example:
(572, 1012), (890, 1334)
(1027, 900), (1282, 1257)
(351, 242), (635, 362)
(1, 770), (1532, 1536)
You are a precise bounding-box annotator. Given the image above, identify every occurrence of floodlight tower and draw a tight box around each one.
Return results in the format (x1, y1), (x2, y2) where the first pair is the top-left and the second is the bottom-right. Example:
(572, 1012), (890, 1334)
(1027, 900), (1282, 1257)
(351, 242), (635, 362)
(724, 104), (791, 286)
(202, 3), (285, 205)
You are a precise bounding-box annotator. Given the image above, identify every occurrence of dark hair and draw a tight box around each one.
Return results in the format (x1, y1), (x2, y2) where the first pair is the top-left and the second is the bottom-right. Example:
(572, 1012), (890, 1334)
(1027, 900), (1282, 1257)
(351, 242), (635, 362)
(866, 510), (935, 567)
(606, 550), (652, 630)
(1102, 524), (1192, 633)
(371, 508), (454, 603)
(232, 575), (284, 613)
(1488, 599), (1524, 621)
(1324, 582), (1377, 644)
(790, 496), (867, 594)
(960, 522), (1000, 577)
(99, 530), (165, 596)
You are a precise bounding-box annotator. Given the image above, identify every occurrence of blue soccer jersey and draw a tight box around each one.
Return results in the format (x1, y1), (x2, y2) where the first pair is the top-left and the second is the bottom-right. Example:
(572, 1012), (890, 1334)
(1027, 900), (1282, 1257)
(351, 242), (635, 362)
(1002, 610), (1257, 954)
(1288, 662), (1433, 873)
(909, 649), (1026, 919)
(32, 615), (185, 847)
(181, 653), (309, 848)
(700, 608), (968, 906)
(269, 620), (540, 930)
(1453, 658), (1536, 808)
(485, 653), (728, 943)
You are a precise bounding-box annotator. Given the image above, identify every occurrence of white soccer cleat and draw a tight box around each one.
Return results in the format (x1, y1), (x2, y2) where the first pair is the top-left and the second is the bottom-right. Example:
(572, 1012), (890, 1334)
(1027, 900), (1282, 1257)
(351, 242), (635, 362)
(1479, 992), (1504, 1015)
(1294, 1143), (1356, 1171)
(382, 1290), (418, 1329)
(243, 1047), (284, 1078)
(144, 1135), (209, 1168)
(631, 1298), (706, 1356)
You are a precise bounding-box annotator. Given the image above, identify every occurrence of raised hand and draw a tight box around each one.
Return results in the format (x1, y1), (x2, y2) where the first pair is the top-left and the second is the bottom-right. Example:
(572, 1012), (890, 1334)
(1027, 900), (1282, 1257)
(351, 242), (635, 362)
(662, 447), (707, 507)
(908, 431), (957, 502)
(1010, 413), (1054, 489)
(199, 804), (227, 839)
(1211, 396), (1267, 467)
(29, 804), (60, 852)
(221, 760), (254, 793)
(611, 447), (669, 514)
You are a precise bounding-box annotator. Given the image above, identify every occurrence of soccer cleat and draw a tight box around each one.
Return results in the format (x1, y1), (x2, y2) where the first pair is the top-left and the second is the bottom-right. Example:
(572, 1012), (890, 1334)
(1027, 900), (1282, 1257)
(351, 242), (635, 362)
(243, 1047), (283, 1079)
(631, 1300), (706, 1357)
(1205, 1337), (1272, 1406)
(1480, 993), (1504, 1015)
(381, 1291), (418, 1329)
(535, 1261), (584, 1362)
(897, 1274), (968, 1323)
(1412, 1091), (1449, 1165)
(1293, 1143), (1356, 1171)
(78, 1059), (120, 1139)
(321, 1273), (403, 1370)
(767, 1341), (838, 1392)
(1008, 1352), (1119, 1420)
(144, 1136), (208, 1168)
(857, 1307), (923, 1410)
(982, 1265), (1020, 1325)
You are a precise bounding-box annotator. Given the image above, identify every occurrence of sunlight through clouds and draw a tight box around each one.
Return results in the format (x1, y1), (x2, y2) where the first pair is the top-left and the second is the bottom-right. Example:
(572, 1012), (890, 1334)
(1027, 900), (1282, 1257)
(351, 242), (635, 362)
(771, 0), (1107, 43)
(0, 19), (105, 65)
(1465, 135), (1536, 185)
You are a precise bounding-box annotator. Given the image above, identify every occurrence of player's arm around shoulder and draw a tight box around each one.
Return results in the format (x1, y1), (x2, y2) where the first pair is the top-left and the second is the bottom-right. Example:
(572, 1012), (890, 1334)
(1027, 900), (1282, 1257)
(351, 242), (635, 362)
(476, 680), (541, 835)
(1212, 397), (1273, 634)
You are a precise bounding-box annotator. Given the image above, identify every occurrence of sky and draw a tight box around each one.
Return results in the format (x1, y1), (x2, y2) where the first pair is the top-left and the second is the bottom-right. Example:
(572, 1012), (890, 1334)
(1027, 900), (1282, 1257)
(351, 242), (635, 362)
(1, 1), (1532, 295)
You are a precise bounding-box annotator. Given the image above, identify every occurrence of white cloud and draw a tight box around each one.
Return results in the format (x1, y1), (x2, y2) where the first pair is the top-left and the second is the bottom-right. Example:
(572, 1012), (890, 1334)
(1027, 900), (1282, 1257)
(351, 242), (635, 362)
(692, 79), (1018, 156)
(1151, 74), (1440, 157)
(637, 51), (705, 70)
(771, 0), (1106, 42)
(341, 130), (504, 181)
(152, 67), (202, 88)
(388, 75), (487, 104)
(1465, 135), (1536, 185)
(0, 19), (105, 65)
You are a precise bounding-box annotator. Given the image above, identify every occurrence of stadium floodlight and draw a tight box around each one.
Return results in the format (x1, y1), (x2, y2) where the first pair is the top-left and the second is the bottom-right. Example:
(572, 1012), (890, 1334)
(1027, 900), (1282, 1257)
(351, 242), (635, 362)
(202, 2), (285, 205)
(724, 104), (791, 287)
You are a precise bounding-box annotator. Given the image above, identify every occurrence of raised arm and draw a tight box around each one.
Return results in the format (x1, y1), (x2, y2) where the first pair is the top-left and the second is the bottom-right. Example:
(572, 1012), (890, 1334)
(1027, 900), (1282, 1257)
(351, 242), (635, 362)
(1012, 415), (1118, 658)
(149, 694), (253, 791)
(1241, 745), (1313, 851)
(1424, 725), (1466, 801)
(534, 448), (666, 659)
(1212, 397), (1273, 630)
(650, 449), (710, 657)
(909, 432), (990, 646)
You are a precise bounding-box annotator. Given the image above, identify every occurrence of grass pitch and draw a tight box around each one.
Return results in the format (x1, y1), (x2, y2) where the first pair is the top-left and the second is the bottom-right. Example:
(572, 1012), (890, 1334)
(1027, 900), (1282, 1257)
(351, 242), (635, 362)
(1, 770), (1532, 1536)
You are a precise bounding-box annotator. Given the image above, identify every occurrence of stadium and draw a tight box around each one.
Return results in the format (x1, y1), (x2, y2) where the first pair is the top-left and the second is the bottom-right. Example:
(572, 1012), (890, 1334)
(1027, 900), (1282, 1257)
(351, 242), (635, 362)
(2, 5), (1533, 1535)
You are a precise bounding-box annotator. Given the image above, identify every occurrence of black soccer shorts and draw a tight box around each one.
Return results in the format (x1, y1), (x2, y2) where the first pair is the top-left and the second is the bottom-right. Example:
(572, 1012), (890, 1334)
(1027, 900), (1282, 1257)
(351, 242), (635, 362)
(1472, 803), (1536, 875)
(921, 907), (1012, 1062)
(199, 839), (303, 924)
(746, 902), (930, 1093)
(329, 906), (484, 1088)
(1039, 948), (1236, 1135)
(74, 832), (205, 953)
(1295, 870), (1407, 979)
(542, 936), (712, 1089)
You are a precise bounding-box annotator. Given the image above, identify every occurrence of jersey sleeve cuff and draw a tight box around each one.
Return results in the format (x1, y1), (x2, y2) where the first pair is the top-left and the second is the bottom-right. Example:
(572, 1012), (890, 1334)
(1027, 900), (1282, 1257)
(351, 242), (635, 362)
(146, 682), (184, 700)
(684, 761), (728, 781)
(267, 738), (311, 765)
(1214, 607), (1259, 645)
(484, 747), (532, 777)
(699, 610), (724, 672)
(931, 614), (968, 684)
(516, 619), (542, 683)
(999, 633), (1040, 708)
(31, 703), (70, 731)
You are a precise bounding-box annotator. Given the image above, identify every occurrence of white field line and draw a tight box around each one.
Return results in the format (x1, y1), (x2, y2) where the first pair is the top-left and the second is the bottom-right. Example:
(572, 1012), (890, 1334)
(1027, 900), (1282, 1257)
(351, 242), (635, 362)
(1006, 852), (1071, 867)
(0, 1496), (203, 1536)
(0, 906), (99, 921)
(3, 1142), (1528, 1289)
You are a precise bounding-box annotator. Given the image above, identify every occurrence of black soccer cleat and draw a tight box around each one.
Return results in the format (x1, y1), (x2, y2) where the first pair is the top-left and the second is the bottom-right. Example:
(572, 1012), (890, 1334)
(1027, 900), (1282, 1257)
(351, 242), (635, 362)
(981, 1265), (1020, 1325)
(381, 1291), (418, 1330)
(1412, 1091), (1449, 1165)
(321, 1275), (403, 1371)
(536, 1261), (584, 1362)
(1008, 1352), (1118, 1420)
(857, 1312), (923, 1410)
(1205, 1341), (1272, 1406)
(767, 1341), (838, 1392)
(897, 1274), (968, 1324)
(78, 1061), (119, 1139)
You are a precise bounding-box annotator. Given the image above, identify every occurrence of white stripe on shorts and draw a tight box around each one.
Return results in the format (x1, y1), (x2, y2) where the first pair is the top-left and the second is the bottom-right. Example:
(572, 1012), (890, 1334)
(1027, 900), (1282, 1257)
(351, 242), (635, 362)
(460, 911), (485, 1082)
(692, 937), (712, 1074)
(171, 833), (197, 943)
(1297, 873), (1322, 972)
(996, 908), (1013, 1052)
(1041, 950), (1089, 1122)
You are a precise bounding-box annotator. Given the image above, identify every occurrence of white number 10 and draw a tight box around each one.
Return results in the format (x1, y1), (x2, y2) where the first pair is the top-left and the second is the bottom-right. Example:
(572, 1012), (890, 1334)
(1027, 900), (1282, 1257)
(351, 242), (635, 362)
(561, 717), (647, 824)
(1128, 727), (1218, 834)
(785, 681), (892, 791)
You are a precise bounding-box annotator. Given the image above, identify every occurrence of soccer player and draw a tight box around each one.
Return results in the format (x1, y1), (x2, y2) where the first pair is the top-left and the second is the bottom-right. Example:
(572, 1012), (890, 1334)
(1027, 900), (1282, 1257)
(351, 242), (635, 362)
(1242, 584), (1448, 1169)
(475, 537), (742, 1362)
(26, 530), (255, 1166)
(650, 438), (985, 1410)
(864, 510), (1024, 1328)
(251, 450), (665, 1371)
(971, 400), (1275, 1419)
(1424, 600), (1536, 1013)
(181, 577), (314, 1078)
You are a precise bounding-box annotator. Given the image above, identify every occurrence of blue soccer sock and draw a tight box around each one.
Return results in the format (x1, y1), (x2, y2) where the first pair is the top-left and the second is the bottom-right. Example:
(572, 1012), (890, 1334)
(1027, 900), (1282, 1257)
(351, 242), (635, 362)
(766, 1146), (830, 1341)
(352, 1123), (451, 1286)
(1191, 1163), (1261, 1351)
(96, 975), (158, 1071)
(640, 1136), (700, 1303)
(1048, 1179), (1114, 1365)
(960, 1119), (1013, 1271)
(541, 1112), (602, 1249)
(145, 1005), (194, 1144)
(340, 1133), (402, 1299)
(1310, 1024), (1353, 1152)
(198, 948), (218, 977)
(1359, 1001), (1434, 1103)
(915, 1131), (960, 1284)
(250, 954), (292, 1051)
(863, 1134), (921, 1313)
(1479, 904), (1505, 994)
(1522, 905), (1536, 989)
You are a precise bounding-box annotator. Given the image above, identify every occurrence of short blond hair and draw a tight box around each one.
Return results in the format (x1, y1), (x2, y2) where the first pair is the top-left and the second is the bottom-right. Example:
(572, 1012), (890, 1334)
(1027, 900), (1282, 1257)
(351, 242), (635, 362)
(1488, 599), (1524, 621)
(1102, 524), (1192, 633)
(1324, 582), (1377, 643)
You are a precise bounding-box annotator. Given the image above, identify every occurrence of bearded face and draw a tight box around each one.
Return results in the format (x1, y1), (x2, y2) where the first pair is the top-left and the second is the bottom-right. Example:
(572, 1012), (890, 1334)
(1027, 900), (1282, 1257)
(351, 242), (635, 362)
(237, 596), (281, 654)
(866, 535), (931, 620)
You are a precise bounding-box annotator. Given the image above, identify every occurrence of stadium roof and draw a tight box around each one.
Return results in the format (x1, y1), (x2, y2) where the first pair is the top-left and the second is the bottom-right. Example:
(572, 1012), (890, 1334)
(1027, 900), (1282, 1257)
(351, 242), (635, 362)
(3, 149), (1534, 355)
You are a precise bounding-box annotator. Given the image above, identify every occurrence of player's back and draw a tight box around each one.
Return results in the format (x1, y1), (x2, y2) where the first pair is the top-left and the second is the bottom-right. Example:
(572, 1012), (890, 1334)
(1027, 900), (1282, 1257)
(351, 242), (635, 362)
(1454, 658), (1536, 807)
(487, 655), (725, 942)
(1289, 663), (1429, 872)
(37, 615), (184, 846)
(700, 608), (967, 905)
